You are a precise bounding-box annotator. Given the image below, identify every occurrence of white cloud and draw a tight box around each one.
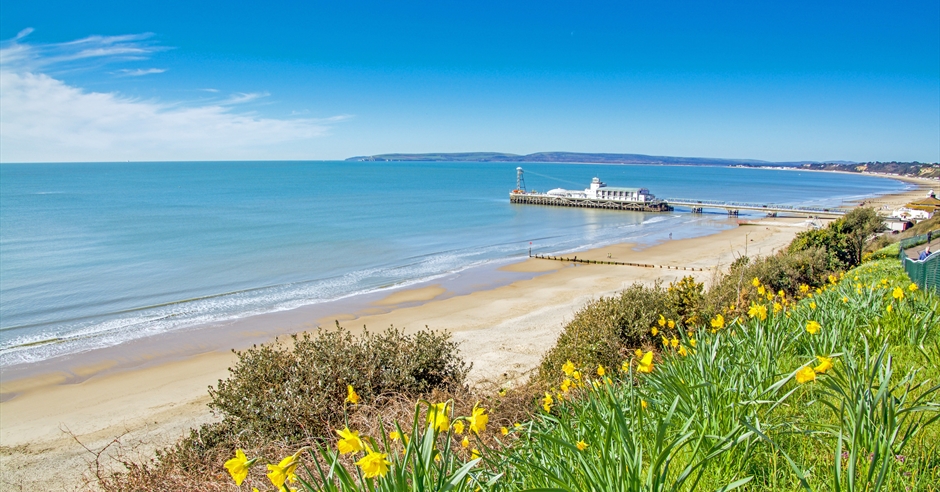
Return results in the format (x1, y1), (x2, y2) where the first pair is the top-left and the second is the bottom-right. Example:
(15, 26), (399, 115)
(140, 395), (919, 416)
(114, 68), (166, 77)
(0, 31), (348, 162)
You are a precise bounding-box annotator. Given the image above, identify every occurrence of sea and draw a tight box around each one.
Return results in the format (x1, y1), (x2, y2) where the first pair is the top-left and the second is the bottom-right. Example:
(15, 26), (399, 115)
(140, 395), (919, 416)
(0, 161), (909, 368)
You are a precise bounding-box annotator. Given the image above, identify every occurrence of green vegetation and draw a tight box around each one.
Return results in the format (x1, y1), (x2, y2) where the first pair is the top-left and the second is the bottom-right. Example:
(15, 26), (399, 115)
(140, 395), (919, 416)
(99, 208), (939, 491)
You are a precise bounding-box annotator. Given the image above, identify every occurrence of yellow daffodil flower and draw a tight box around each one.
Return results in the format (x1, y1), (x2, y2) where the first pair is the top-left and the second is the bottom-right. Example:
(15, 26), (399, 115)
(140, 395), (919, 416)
(667, 319), (675, 329)
(757, 285), (766, 296)
(542, 392), (554, 412)
(747, 303), (767, 321)
(596, 364), (605, 377)
(267, 453), (300, 490)
(224, 449), (256, 486)
(576, 440), (588, 451)
(658, 314), (666, 327)
(467, 403), (488, 434)
(799, 284), (810, 294)
(500, 426), (509, 436)
(355, 449), (391, 479)
(795, 366), (816, 384)
(773, 302), (782, 313)
(471, 448), (481, 460)
(637, 351), (654, 373)
(892, 286), (904, 300)
(651, 326), (659, 336)
(752, 277), (761, 287)
(689, 338), (696, 348)
(498, 387), (507, 397)
(813, 356), (833, 374)
(390, 431), (401, 441)
(710, 314), (725, 330)
(809, 302), (816, 310)
(336, 427), (367, 455)
(806, 320), (821, 335)
(641, 399), (648, 409)
(345, 384), (360, 405)
(452, 421), (465, 435)
(908, 283), (919, 292)
(886, 304), (893, 313)
(677, 345), (688, 357)
(461, 436), (470, 448)
(562, 359), (575, 376)
(427, 402), (450, 432)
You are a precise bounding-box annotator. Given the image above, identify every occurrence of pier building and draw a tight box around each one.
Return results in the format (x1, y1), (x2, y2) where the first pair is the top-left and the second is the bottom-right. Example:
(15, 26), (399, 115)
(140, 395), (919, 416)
(510, 170), (673, 212)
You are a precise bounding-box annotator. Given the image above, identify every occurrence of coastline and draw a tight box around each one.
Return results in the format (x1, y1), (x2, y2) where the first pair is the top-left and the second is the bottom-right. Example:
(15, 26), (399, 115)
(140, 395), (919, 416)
(0, 178), (933, 491)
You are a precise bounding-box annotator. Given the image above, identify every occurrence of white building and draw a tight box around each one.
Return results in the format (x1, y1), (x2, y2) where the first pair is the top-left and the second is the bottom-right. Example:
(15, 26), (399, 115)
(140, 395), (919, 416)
(545, 177), (656, 202)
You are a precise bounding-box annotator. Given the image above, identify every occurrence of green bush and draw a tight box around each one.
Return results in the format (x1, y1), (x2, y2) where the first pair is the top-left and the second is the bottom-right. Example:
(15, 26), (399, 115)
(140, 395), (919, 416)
(789, 207), (882, 270)
(538, 282), (678, 383)
(207, 325), (470, 445)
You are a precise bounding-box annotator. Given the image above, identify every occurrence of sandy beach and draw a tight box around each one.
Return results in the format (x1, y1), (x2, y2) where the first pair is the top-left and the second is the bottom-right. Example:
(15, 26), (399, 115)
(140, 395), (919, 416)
(0, 176), (934, 491)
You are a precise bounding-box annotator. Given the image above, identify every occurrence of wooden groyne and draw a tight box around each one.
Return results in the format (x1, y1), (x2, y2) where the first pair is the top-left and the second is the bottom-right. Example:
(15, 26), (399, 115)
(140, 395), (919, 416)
(510, 193), (673, 212)
(530, 254), (709, 271)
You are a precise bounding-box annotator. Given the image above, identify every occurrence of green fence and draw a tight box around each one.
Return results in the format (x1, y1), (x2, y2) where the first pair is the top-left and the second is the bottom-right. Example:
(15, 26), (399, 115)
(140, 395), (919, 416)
(900, 233), (939, 293)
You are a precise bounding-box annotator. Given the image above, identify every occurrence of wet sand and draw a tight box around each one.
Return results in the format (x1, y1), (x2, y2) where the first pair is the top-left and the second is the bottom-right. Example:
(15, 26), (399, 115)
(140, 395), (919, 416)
(1, 176), (934, 491)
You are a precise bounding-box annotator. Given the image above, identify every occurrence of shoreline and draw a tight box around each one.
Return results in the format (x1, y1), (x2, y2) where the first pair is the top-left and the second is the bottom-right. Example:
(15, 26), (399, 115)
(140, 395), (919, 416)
(0, 180), (933, 491)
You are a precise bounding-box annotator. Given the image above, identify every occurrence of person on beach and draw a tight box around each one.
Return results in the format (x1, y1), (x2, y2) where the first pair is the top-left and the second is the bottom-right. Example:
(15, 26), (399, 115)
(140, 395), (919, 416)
(919, 246), (932, 261)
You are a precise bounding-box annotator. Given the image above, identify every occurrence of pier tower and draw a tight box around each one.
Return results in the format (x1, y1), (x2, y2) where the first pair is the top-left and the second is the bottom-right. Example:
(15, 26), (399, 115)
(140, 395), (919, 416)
(515, 167), (526, 192)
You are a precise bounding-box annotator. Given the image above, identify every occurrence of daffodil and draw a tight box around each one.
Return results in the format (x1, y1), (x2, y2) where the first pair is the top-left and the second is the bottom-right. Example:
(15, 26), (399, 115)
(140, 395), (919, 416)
(576, 440), (588, 451)
(757, 285), (766, 296)
(809, 302), (817, 310)
(747, 303), (767, 321)
(634, 348), (643, 357)
(224, 449), (256, 486)
(562, 359), (575, 376)
(452, 421), (465, 435)
(658, 314), (666, 327)
(500, 426), (509, 435)
(461, 436), (470, 448)
(813, 356), (833, 374)
(773, 302), (782, 313)
(355, 449), (391, 479)
(498, 387), (507, 397)
(345, 384), (360, 404)
(795, 366), (816, 384)
(641, 399), (648, 409)
(886, 304), (893, 313)
(637, 350), (654, 373)
(667, 319), (676, 329)
(561, 378), (572, 392)
(806, 320), (821, 335)
(572, 370), (581, 381)
(596, 364), (605, 377)
(336, 427), (367, 454)
(471, 448), (481, 460)
(799, 284), (810, 295)
(267, 453), (300, 490)
(542, 392), (554, 412)
(467, 403), (488, 434)
(689, 338), (696, 348)
(677, 345), (688, 357)
(892, 286), (904, 300)
(651, 326), (659, 336)
(908, 283), (919, 292)
(427, 402), (450, 432)
(390, 430), (401, 441)
(752, 277), (761, 287)
(670, 336), (679, 348)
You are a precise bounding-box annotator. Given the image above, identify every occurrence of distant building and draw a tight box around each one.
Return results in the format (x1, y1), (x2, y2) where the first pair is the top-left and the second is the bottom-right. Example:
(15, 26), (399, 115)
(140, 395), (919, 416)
(892, 190), (939, 221)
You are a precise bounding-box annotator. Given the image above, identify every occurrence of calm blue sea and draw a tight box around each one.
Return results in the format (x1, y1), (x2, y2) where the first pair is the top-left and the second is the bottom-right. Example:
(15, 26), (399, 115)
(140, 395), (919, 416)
(0, 161), (908, 366)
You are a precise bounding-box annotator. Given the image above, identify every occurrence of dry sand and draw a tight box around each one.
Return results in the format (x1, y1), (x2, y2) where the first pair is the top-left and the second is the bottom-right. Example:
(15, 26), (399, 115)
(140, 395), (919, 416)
(0, 177), (933, 491)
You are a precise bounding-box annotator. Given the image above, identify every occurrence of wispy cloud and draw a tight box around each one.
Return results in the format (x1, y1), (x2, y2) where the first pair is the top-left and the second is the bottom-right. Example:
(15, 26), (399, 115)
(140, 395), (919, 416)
(0, 30), (348, 162)
(113, 68), (166, 77)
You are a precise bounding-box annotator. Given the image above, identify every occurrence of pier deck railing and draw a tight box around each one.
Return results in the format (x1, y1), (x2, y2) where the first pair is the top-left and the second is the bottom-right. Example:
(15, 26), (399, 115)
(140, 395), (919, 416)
(662, 197), (846, 216)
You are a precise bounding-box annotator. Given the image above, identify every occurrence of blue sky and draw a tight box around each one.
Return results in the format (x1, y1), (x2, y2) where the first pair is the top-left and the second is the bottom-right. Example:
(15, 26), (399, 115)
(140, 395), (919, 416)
(1, 1), (938, 162)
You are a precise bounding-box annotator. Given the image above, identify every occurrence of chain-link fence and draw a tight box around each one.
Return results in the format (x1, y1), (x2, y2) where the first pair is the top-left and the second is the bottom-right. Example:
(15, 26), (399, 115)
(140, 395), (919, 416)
(900, 232), (939, 293)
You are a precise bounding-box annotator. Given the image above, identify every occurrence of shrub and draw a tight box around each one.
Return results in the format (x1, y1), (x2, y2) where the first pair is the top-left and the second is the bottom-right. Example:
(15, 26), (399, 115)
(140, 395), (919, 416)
(207, 325), (470, 446)
(537, 282), (677, 383)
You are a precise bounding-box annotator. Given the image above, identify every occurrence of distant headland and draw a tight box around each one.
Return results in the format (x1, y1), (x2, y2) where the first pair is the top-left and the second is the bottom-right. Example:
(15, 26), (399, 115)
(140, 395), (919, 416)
(345, 152), (939, 179)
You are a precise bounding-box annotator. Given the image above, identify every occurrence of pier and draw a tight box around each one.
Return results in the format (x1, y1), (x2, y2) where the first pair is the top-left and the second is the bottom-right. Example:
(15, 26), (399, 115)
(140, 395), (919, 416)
(510, 193), (673, 212)
(663, 198), (846, 217)
(508, 168), (847, 217)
